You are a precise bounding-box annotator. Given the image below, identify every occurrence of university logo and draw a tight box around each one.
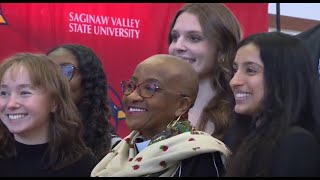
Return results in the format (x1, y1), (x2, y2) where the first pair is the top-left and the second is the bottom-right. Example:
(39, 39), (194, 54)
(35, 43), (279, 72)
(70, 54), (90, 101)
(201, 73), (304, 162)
(0, 5), (8, 25)
(108, 84), (126, 130)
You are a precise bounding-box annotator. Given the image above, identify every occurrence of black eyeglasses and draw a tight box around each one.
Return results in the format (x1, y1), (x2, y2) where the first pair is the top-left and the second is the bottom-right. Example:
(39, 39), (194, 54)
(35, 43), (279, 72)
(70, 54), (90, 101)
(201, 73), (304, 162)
(60, 64), (80, 81)
(121, 80), (187, 98)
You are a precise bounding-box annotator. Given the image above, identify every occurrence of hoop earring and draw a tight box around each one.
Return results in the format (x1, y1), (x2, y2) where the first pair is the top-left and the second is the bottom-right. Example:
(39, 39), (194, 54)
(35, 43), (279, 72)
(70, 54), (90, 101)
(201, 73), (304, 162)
(167, 116), (181, 128)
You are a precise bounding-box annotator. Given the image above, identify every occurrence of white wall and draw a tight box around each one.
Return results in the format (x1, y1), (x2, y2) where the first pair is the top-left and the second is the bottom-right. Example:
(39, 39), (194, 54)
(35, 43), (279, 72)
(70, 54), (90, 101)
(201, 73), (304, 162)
(268, 3), (320, 35)
(268, 3), (320, 21)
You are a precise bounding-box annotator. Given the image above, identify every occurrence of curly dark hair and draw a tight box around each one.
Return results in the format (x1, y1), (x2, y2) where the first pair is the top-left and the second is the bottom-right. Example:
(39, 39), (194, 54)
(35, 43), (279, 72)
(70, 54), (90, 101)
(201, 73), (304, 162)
(47, 44), (113, 161)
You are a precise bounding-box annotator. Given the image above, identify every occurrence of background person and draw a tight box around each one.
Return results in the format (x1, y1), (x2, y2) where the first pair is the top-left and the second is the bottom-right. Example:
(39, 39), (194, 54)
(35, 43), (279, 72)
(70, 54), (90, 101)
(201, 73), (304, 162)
(168, 3), (242, 140)
(47, 44), (121, 161)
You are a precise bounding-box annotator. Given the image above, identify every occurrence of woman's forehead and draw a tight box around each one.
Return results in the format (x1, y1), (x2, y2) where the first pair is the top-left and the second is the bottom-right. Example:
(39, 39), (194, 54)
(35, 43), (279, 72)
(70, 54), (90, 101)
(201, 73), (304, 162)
(133, 64), (178, 86)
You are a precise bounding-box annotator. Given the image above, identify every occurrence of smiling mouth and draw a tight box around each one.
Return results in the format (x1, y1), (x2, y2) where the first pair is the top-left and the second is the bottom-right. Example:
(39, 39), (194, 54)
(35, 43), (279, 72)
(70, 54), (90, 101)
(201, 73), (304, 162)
(178, 56), (196, 64)
(234, 92), (252, 103)
(8, 113), (28, 120)
(128, 107), (147, 112)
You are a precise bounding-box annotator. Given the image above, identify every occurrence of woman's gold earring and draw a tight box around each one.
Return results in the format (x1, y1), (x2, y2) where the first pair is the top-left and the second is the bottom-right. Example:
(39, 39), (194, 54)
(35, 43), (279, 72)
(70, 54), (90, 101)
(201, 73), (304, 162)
(167, 116), (181, 128)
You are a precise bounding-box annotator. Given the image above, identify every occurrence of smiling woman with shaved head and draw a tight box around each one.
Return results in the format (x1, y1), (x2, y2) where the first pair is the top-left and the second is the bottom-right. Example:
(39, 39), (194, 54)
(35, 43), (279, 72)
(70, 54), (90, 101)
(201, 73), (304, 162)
(91, 54), (231, 177)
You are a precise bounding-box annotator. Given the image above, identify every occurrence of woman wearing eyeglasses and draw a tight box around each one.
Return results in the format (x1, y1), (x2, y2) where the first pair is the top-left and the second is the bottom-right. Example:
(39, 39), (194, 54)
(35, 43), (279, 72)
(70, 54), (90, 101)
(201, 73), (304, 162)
(47, 44), (121, 161)
(91, 54), (231, 177)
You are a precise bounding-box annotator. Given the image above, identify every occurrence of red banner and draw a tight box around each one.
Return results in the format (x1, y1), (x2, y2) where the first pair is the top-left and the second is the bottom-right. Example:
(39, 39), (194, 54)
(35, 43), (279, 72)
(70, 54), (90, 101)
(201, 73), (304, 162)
(0, 3), (268, 137)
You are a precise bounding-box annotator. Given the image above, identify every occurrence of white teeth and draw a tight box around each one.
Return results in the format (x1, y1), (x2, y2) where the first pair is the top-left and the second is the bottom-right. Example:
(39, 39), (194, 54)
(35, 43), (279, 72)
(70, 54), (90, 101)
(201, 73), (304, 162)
(178, 56), (196, 63)
(183, 58), (195, 64)
(8, 114), (27, 120)
(235, 93), (250, 98)
(129, 108), (146, 112)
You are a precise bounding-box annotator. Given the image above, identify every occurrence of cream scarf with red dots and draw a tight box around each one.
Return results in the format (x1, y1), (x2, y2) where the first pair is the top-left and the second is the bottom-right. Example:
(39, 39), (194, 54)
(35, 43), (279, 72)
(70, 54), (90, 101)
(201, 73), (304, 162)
(91, 130), (231, 177)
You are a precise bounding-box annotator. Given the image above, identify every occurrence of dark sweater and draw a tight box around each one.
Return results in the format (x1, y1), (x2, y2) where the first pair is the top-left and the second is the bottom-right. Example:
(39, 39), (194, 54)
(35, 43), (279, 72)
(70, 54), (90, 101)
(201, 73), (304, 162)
(0, 141), (98, 177)
(295, 24), (320, 74)
(270, 127), (320, 176)
(249, 126), (320, 176)
(174, 152), (225, 177)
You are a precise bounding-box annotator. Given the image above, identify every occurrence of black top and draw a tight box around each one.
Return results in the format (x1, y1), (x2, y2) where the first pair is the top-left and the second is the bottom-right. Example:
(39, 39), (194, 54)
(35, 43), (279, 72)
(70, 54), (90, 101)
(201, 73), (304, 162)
(223, 114), (252, 152)
(174, 152), (225, 177)
(0, 141), (98, 177)
(295, 24), (320, 74)
(250, 126), (320, 177)
(134, 138), (226, 177)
